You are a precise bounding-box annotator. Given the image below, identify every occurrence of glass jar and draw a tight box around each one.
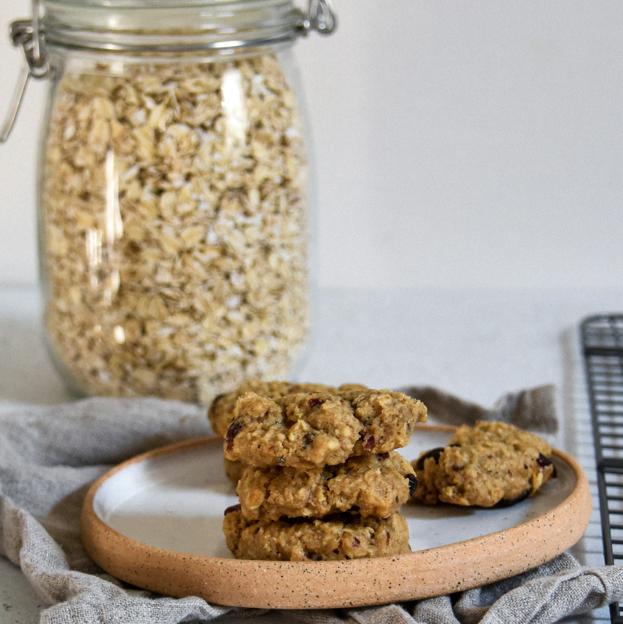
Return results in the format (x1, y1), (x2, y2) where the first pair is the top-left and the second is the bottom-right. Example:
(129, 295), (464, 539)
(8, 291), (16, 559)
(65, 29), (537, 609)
(2, 0), (336, 404)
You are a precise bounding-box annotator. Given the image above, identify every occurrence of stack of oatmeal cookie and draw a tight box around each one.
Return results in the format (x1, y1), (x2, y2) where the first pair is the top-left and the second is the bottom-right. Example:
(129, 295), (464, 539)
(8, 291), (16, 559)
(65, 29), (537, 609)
(208, 381), (427, 561)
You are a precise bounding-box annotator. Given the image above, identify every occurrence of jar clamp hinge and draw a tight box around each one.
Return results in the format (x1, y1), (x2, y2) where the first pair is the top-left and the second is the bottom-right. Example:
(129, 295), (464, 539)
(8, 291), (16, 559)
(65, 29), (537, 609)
(1, 0), (48, 143)
(300, 0), (337, 36)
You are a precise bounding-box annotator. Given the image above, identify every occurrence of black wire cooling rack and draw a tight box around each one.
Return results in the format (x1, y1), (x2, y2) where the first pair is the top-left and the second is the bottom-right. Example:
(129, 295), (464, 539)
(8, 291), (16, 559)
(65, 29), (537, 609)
(581, 314), (623, 624)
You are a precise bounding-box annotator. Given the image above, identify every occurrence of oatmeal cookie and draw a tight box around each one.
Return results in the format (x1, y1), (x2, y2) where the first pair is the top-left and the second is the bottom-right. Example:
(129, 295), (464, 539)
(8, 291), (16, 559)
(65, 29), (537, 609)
(223, 507), (410, 561)
(412, 421), (555, 507)
(224, 458), (245, 485)
(209, 380), (366, 437)
(237, 452), (417, 521)
(223, 388), (427, 468)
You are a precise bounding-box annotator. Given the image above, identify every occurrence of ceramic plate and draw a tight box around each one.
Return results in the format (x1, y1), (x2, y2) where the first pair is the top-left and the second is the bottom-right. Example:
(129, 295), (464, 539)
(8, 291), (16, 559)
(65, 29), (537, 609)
(81, 425), (591, 609)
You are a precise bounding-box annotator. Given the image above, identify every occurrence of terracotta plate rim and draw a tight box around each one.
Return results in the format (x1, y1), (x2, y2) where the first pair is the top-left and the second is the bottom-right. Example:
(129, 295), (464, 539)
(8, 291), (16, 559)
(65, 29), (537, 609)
(80, 425), (592, 609)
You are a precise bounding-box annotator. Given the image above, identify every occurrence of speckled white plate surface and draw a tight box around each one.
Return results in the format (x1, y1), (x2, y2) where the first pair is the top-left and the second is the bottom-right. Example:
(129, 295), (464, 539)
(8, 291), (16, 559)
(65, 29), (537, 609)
(81, 426), (591, 609)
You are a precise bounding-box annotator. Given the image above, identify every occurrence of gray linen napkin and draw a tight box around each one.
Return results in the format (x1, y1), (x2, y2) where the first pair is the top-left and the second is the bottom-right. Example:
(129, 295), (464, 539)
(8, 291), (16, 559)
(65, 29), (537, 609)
(0, 393), (619, 624)
(400, 385), (558, 433)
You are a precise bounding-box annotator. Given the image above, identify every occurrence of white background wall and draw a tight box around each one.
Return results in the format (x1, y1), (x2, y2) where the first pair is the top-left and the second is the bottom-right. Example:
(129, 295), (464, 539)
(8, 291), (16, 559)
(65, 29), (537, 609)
(0, 0), (622, 289)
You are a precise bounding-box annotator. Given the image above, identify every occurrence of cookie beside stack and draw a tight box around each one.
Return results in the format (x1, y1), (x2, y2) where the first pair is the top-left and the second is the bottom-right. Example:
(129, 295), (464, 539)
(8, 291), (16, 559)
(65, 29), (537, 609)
(209, 381), (427, 561)
(411, 420), (556, 508)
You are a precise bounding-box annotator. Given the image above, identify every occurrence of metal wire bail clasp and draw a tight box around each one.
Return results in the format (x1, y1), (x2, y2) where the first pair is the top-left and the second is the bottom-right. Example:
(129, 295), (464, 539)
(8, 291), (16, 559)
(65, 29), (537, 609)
(1, 0), (48, 143)
(302, 0), (337, 36)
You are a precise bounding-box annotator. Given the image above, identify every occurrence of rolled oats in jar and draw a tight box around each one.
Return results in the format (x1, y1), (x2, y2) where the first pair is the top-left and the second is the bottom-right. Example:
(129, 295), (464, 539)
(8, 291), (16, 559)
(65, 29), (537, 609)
(2, 0), (336, 403)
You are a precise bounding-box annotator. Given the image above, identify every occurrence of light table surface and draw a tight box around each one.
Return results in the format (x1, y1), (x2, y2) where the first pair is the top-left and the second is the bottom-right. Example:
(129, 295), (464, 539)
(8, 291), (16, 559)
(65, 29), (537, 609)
(1, 284), (622, 623)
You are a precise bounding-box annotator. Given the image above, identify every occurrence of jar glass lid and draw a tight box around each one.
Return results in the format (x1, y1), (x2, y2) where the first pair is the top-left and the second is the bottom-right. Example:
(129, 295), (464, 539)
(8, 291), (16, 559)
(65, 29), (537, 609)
(43, 0), (314, 52)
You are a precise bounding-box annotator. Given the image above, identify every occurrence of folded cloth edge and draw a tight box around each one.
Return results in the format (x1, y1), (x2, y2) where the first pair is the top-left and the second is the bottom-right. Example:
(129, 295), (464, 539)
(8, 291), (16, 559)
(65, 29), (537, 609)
(0, 392), (613, 624)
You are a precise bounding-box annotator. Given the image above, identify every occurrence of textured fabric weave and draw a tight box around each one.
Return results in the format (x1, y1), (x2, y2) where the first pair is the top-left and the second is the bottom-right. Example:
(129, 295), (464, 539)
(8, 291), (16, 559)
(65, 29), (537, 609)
(0, 394), (619, 624)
